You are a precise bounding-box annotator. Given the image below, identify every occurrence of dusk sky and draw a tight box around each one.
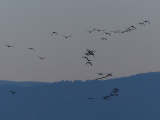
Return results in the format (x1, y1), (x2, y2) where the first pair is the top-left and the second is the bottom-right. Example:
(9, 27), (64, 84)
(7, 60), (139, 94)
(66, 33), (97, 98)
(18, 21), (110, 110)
(0, 0), (159, 82)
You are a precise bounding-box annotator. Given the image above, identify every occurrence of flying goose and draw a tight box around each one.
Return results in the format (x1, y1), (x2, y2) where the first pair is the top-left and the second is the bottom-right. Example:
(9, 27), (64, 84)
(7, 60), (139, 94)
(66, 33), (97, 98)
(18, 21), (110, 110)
(94, 29), (105, 32)
(62, 35), (72, 39)
(110, 93), (118, 96)
(84, 53), (90, 56)
(100, 38), (107, 40)
(143, 21), (150, 24)
(9, 91), (15, 94)
(95, 77), (103, 80)
(106, 73), (112, 77)
(103, 96), (111, 100)
(129, 26), (136, 30)
(97, 73), (103, 75)
(5, 45), (15, 47)
(85, 29), (95, 33)
(113, 88), (119, 92)
(38, 56), (46, 60)
(27, 48), (36, 51)
(86, 49), (96, 57)
(82, 56), (92, 62)
(110, 30), (121, 33)
(51, 32), (58, 35)
(138, 22), (145, 25)
(88, 98), (95, 99)
(86, 61), (92, 66)
(104, 32), (111, 36)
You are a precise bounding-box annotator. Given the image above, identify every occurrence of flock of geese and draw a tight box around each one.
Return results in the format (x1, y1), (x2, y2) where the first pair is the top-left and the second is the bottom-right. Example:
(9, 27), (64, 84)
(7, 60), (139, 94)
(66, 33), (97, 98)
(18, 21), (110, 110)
(8, 20), (150, 95)
(103, 88), (119, 101)
(88, 88), (119, 101)
(95, 73), (112, 80)
(4, 44), (47, 60)
(82, 20), (150, 80)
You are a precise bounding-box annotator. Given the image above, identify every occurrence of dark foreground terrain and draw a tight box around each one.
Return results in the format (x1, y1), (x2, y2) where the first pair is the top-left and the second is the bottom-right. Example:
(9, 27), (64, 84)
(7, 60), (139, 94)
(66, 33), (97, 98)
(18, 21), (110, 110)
(0, 72), (160, 120)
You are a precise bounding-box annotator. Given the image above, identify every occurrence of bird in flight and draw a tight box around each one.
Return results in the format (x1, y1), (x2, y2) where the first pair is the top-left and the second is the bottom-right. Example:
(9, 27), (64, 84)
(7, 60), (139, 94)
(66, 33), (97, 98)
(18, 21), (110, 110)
(51, 32), (58, 36)
(101, 76), (108, 79)
(110, 30), (121, 33)
(38, 56), (46, 60)
(85, 29), (95, 33)
(121, 29), (131, 33)
(113, 88), (119, 92)
(95, 77), (103, 80)
(100, 38), (107, 40)
(104, 32), (111, 36)
(88, 98), (95, 99)
(143, 21), (150, 24)
(82, 56), (88, 59)
(84, 53), (90, 56)
(86, 48), (96, 57)
(86, 61), (92, 66)
(106, 73), (112, 77)
(27, 48), (36, 51)
(62, 35), (72, 39)
(103, 96), (111, 100)
(97, 73), (103, 75)
(111, 91), (118, 94)
(5, 44), (15, 47)
(94, 29), (105, 32)
(109, 93), (118, 96)
(82, 56), (92, 62)
(86, 48), (96, 52)
(128, 26), (136, 30)
(138, 22), (145, 25)
(9, 91), (15, 94)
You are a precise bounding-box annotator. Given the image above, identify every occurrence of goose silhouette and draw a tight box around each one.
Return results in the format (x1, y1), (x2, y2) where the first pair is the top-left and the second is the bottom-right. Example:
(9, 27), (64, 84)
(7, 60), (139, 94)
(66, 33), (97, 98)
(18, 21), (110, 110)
(82, 56), (92, 62)
(129, 26), (136, 30)
(38, 56), (46, 60)
(51, 32), (58, 35)
(111, 30), (121, 33)
(111, 91), (118, 94)
(27, 48), (36, 51)
(82, 56), (88, 59)
(143, 21), (150, 24)
(85, 29), (95, 33)
(101, 76), (108, 79)
(101, 38), (107, 40)
(86, 61), (92, 66)
(104, 32), (111, 36)
(103, 96), (111, 100)
(88, 98), (95, 99)
(94, 29), (105, 32)
(109, 93), (118, 96)
(84, 53), (90, 56)
(97, 73), (103, 75)
(86, 49), (96, 57)
(95, 77), (103, 80)
(62, 35), (72, 39)
(113, 88), (119, 92)
(138, 22), (145, 25)
(106, 73), (112, 77)
(103, 96), (111, 99)
(112, 94), (118, 96)
(5, 45), (15, 47)
(86, 58), (92, 62)
(86, 48), (96, 53)
(9, 91), (15, 94)
(122, 29), (132, 33)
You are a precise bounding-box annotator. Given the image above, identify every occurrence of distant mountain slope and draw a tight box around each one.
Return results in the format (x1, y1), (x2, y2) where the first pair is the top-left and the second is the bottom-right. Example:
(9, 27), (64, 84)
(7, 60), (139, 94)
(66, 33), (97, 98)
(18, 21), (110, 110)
(0, 72), (160, 120)
(0, 80), (47, 87)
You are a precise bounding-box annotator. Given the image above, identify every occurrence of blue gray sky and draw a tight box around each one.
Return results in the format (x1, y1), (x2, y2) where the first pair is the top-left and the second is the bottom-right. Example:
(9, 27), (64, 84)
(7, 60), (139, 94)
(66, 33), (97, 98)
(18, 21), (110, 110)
(0, 0), (159, 82)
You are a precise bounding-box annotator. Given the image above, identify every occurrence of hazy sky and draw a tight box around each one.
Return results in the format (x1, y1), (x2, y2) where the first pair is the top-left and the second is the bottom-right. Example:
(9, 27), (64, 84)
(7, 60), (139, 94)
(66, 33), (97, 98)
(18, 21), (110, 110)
(0, 0), (159, 82)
